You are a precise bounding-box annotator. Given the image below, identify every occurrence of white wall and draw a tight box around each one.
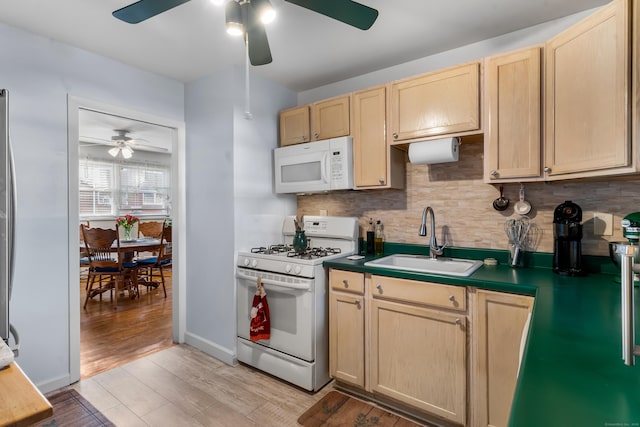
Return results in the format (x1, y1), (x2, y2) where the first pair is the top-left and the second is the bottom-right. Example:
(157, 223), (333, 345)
(0, 22), (184, 391)
(298, 8), (598, 104)
(183, 66), (296, 363)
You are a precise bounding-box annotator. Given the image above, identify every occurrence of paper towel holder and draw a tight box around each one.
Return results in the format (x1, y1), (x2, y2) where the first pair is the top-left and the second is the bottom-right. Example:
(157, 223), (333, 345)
(408, 137), (461, 165)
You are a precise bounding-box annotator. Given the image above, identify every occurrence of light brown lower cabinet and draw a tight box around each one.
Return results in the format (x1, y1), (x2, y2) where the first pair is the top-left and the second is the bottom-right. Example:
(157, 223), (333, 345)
(328, 269), (535, 426)
(470, 288), (534, 427)
(329, 269), (366, 388)
(370, 298), (467, 424)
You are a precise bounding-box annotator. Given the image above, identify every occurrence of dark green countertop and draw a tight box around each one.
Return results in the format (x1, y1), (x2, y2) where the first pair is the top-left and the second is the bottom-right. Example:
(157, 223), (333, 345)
(324, 244), (640, 427)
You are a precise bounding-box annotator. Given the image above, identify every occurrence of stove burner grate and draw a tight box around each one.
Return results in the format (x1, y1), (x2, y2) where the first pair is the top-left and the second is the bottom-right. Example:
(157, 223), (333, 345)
(251, 244), (294, 255)
(287, 247), (342, 259)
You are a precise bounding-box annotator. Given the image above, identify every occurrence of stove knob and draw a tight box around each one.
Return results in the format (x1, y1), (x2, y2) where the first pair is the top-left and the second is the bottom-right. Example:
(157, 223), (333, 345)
(294, 265), (302, 275)
(285, 264), (292, 273)
(251, 259), (258, 268)
(243, 258), (250, 267)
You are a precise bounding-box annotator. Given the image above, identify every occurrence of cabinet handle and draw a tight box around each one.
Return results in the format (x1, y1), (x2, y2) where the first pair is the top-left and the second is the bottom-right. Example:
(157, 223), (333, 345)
(342, 279), (349, 288)
(379, 178), (385, 184)
(544, 167), (552, 173)
(455, 318), (462, 326)
(449, 295), (455, 302)
(376, 284), (383, 293)
(392, 132), (398, 139)
(355, 299), (361, 307)
(314, 133), (319, 139)
(490, 170), (498, 178)
(301, 135), (307, 141)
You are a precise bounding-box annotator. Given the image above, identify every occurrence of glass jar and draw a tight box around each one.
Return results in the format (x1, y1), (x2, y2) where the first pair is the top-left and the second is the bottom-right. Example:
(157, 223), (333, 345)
(293, 230), (307, 253)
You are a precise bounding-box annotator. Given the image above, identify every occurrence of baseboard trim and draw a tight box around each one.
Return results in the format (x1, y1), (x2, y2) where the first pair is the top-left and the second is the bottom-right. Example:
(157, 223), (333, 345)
(184, 332), (236, 365)
(36, 373), (72, 394)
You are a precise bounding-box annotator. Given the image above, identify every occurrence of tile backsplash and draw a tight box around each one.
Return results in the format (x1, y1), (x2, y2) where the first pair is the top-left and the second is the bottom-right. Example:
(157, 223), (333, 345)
(297, 142), (639, 256)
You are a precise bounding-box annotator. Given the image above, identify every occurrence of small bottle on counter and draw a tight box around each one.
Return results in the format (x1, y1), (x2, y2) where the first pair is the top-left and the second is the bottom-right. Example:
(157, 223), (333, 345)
(366, 218), (375, 255)
(374, 220), (385, 255)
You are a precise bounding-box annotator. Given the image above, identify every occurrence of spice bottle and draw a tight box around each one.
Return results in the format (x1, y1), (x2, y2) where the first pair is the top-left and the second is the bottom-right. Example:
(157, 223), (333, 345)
(366, 218), (375, 255)
(374, 220), (385, 255)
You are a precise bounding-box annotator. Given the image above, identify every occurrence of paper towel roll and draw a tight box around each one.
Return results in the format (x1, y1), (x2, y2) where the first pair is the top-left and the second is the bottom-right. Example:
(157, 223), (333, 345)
(408, 137), (459, 164)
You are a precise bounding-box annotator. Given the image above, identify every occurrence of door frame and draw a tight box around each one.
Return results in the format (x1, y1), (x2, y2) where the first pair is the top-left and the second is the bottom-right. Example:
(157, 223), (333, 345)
(67, 95), (187, 382)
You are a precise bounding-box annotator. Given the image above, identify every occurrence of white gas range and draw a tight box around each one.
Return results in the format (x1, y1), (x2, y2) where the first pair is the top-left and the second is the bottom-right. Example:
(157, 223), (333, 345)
(235, 215), (358, 391)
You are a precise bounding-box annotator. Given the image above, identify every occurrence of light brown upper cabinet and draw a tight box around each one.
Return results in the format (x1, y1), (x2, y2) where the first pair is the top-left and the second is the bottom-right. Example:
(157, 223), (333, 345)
(311, 95), (350, 141)
(352, 85), (405, 189)
(279, 96), (350, 146)
(389, 62), (481, 144)
(544, 0), (630, 179)
(279, 105), (310, 146)
(484, 47), (542, 183)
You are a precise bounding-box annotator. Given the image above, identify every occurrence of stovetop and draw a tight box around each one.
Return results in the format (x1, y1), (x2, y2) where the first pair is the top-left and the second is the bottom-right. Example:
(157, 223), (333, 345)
(251, 245), (342, 260)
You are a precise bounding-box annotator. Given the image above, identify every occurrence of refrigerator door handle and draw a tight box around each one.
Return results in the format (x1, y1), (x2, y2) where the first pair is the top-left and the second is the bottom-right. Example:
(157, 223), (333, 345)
(8, 134), (15, 299)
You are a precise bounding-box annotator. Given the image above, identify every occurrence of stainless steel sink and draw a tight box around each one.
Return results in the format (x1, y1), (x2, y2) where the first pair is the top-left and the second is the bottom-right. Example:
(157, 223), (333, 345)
(364, 254), (483, 277)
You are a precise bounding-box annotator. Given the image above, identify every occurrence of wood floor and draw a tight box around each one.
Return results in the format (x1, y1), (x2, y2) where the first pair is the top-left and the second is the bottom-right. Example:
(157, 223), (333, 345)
(81, 269), (174, 379)
(70, 344), (335, 426)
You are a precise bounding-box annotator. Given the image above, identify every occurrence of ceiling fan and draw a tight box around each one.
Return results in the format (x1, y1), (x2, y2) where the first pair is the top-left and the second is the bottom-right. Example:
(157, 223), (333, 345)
(112, 0), (379, 66)
(80, 130), (169, 159)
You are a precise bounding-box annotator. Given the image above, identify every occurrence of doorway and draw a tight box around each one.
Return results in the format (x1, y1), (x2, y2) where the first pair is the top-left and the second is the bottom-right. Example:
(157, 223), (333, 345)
(67, 96), (186, 383)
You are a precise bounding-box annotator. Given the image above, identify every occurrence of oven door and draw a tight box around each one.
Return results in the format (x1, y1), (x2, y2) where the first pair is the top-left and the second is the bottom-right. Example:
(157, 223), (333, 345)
(236, 267), (315, 361)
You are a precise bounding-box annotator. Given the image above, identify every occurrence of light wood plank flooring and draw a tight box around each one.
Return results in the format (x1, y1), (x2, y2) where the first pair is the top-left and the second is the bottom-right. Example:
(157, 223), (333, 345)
(81, 269), (174, 379)
(71, 344), (334, 426)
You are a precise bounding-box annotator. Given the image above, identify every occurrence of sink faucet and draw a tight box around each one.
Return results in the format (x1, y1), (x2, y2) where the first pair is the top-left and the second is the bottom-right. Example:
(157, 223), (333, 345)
(419, 207), (447, 259)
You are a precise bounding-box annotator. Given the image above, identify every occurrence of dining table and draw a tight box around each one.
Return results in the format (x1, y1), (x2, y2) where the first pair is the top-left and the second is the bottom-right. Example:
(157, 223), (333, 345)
(80, 237), (163, 306)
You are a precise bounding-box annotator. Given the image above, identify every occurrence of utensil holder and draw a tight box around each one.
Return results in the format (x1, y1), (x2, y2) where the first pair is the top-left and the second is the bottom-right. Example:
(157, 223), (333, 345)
(509, 243), (524, 268)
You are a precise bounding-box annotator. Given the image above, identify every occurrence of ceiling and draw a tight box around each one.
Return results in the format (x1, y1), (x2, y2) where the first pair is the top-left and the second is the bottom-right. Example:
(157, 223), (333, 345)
(79, 109), (174, 155)
(0, 0), (609, 92)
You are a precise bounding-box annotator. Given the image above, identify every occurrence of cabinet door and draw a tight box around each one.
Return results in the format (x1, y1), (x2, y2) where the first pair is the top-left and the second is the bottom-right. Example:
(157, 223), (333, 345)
(390, 62), (480, 142)
(279, 105), (310, 146)
(312, 96), (350, 141)
(485, 47), (541, 182)
(471, 290), (534, 427)
(353, 86), (387, 187)
(370, 298), (467, 424)
(329, 289), (365, 388)
(544, 0), (629, 177)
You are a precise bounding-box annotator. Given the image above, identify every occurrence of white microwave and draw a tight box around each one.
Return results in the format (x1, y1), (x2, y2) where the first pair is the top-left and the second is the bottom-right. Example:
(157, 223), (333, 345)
(274, 136), (354, 194)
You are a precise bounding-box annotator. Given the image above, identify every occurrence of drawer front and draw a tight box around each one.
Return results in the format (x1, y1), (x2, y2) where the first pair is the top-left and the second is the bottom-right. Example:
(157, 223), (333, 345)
(371, 275), (466, 311)
(330, 269), (365, 295)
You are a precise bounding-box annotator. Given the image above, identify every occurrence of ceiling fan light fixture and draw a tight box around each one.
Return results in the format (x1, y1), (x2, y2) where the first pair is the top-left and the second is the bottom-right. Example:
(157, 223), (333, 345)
(108, 146), (120, 157)
(121, 146), (134, 159)
(252, 0), (275, 25)
(225, 1), (244, 36)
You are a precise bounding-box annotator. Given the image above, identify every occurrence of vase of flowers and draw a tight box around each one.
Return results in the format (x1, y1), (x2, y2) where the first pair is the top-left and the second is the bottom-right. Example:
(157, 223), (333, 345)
(116, 214), (139, 241)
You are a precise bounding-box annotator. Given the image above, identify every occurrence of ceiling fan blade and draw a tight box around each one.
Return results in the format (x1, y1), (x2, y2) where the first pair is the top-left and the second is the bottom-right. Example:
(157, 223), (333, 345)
(246, 3), (273, 66)
(113, 0), (192, 24)
(285, 0), (378, 30)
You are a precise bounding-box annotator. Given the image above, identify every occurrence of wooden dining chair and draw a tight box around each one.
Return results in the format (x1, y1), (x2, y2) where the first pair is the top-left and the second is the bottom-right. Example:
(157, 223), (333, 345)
(137, 222), (171, 298)
(137, 221), (163, 239)
(79, 220), (91, 288)
(81, 224), (139, 309)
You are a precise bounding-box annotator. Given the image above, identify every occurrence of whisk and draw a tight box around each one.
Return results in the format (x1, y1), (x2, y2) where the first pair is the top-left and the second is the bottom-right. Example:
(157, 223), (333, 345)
(505, 217), (531, 266)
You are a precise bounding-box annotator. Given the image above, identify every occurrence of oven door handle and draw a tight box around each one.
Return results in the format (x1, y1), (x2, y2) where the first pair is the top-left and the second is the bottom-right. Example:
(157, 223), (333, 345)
(236, 272), (311, 291)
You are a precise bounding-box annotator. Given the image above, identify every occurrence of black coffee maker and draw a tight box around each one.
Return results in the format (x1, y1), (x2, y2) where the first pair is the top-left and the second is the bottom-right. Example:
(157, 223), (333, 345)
(553, 201), (584, 276)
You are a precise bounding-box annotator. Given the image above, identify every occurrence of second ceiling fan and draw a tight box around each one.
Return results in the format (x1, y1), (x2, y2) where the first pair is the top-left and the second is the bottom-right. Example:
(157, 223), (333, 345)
(113, 0), (379, 66)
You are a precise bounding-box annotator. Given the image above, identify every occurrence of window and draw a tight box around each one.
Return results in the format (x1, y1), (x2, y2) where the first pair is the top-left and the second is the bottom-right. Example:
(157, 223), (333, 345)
(79, 159), (171, 218)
